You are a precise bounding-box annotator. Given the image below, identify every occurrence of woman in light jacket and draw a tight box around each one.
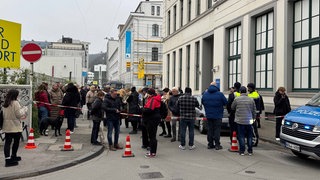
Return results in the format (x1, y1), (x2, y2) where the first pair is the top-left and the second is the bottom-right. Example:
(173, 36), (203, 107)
(2, 89), (28, 167)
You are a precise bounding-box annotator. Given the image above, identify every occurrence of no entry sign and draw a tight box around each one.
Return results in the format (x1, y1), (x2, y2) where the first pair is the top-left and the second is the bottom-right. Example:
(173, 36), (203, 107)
(21, 43), (42, 63)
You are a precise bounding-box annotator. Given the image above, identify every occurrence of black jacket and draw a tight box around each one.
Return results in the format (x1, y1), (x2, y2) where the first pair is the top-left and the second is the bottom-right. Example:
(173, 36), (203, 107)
(103, 95), (122, 121)
(168, 94), (180, 116)
(91, 97), (104, 121)
(62, 85), (80, 117)
(273, 91), (291, 116)
(127, 90), (140, 114)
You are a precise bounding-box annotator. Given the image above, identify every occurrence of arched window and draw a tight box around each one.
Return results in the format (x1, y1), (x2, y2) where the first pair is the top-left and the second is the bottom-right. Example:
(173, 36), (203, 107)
(152, 24), (159, 36)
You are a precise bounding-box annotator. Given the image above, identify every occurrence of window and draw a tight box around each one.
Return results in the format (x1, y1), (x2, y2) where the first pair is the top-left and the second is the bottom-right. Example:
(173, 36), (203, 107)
(152, 47), (159, 61)
(228, 25), (242, 88)
(167, 54), (170, 87)
(180, 0), (184, 27)
(157, 6), (160, 16)
(208, 0), (212, 9)
(179, 48), (183, 88)
(151, 6), (155, 15)
(168, 10), (171, 36)
(255, 11), (274, 90)
(152, 24), (159, 36)
(173, 51), (176, 86)
(186, 45), (191, 87)
(195, 41), (200, 90)
(173, 5), (177, 32)
(293, 0), (320, 90)
(188, 0), (191, 22)
(196, 0), (201, 16)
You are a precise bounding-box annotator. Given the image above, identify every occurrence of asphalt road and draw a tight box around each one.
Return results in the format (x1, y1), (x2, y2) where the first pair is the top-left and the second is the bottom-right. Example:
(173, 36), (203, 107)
(22, 125), (320, 180)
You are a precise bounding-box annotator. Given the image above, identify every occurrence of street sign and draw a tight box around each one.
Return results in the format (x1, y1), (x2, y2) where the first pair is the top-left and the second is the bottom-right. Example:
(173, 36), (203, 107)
(21, 43), (42, 63)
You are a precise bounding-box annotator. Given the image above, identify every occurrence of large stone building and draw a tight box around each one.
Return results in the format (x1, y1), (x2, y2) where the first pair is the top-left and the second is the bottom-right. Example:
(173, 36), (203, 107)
(163, 0), (320, 111)
(106, 38), (120, 82)
(20, 37), (89, 85)
(118, 0), (164, 89)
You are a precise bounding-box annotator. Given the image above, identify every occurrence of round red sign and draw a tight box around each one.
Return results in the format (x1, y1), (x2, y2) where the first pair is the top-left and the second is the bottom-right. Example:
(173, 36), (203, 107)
(21, 43), (42, 63)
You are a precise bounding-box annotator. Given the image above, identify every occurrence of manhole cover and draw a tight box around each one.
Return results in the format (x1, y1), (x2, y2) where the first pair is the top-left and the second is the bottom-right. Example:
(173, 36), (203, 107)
(245, 170), (256, 174)
(139, 172), (164, 179)
(140, 165), (150, 169)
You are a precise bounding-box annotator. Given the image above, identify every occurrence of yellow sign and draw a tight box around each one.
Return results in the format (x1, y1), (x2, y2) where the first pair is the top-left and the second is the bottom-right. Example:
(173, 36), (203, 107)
(126, 62), (131, 68)
(0, 19), (21, 69)
(92, 81), (98, 85)
(138, 57), (144, 79)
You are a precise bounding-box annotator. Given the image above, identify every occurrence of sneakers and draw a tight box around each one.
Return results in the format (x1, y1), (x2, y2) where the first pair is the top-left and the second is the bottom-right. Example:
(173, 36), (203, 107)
(11, 156), (21, 161)
(164, 134), (172, 138)
(5, 159), (18, 167)
(189, 145), (196, 150)
(240, 153), (245, 156)
(109, 145), (117, 151)
(159, 132), (167, 136)
(207, 145), (215, 149)
(114, 144), (123, 150)
(145, 152), (156, 158)
(275, 138), (280, 141)
(91, 142), (103, 146)
(179, 145), (186, 150)
(215, 145), (223, 150)
(248, 153), (253, 156)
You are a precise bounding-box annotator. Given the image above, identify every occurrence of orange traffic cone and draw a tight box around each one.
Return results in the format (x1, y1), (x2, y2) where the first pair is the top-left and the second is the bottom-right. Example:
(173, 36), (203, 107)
(61, 129), (74, 151)
(25, 128), (37, 149)
(122, 135), (135, 158)
(228, 131), (239, 152)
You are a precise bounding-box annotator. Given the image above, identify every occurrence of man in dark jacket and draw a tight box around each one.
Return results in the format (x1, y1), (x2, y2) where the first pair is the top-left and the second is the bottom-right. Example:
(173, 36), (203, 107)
(168, 87), (181, 142)
(104, 89), (123, 151)
(202, 82), (228, 150)
(127, 86), (141, 134)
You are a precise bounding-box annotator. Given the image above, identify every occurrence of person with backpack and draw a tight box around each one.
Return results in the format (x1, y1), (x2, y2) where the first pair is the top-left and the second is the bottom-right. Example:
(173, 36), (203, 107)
(2, 89), (28, 167)
(142, 88), (161, 158)
(176, 87), (200, 150)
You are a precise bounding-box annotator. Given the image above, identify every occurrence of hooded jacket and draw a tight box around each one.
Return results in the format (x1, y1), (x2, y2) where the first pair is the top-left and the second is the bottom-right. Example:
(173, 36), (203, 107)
(202, 85), (228, 119)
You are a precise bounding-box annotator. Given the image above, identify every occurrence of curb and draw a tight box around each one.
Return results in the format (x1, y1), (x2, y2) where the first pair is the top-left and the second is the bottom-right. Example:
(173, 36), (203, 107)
(0, 146), (105, 180)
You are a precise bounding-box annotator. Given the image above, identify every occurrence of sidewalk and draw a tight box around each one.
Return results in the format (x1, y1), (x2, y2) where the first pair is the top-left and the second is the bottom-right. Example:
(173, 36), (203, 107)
(0, 117), (105, 180)
(0, 115), (280, 179)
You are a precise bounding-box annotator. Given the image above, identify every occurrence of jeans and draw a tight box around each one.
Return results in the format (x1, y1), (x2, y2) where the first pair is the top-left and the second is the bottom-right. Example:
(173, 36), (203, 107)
(180, 119), (195, 146)
(207, 118), (222, 147)
(67, 116), (76, 132)
(91, 121), (101, 143)
(38, 106), (49, 128)
(237, 124), (253, 154)
(4, 132), (21, 158)
(107, 120), (120, 145)
(228, 113), (237, 142)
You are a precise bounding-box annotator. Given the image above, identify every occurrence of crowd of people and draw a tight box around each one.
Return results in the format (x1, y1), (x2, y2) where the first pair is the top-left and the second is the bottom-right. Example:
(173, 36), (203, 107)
(1, 81), (292, 167)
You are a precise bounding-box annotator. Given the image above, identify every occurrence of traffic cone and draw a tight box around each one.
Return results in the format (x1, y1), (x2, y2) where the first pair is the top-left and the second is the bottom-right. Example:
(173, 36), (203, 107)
(228, 131), (239, 152)
(61, 129), (74, 151)
(122, 135), (135, 158)
(25, 128), (37, 149)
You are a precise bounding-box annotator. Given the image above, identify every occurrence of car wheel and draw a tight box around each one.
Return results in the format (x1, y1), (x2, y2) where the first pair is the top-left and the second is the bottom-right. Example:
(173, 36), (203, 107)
(291, 150), (309, 159)
(199, 119), (207, 134)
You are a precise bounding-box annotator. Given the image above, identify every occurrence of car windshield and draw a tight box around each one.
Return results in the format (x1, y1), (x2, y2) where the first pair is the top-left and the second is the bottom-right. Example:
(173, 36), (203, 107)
(306, 92), (320, 107)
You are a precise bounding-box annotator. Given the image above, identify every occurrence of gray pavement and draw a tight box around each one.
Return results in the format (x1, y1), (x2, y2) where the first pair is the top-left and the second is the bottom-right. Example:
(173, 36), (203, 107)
(0, 115), (280, 180)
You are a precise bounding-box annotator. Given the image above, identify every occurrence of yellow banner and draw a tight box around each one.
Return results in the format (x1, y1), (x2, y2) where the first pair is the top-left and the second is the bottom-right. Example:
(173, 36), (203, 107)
(138, 57), (144, 79)
(0, 19), (21, 69)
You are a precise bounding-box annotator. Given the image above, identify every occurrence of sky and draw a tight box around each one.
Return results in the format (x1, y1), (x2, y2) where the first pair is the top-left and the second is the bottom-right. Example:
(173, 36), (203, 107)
(0, 0), (142, 54)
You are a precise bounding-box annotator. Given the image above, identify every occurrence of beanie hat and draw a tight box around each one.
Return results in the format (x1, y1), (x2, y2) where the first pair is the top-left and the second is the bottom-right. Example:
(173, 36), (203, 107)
(239, 86), (247, 94)
(147, 88), (156, 95)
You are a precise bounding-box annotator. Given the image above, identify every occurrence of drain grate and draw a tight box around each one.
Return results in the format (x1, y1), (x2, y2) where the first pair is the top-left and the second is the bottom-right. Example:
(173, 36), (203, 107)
(139, 172), (164, 179)
(245, 170), (256, 174)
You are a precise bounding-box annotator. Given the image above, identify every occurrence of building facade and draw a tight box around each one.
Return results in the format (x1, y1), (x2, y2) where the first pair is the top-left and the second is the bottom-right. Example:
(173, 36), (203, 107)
(118, 0), (163, 89)
(106, 38), (120, 82)
(20, 37), (89, 85)
(163, 0), (320, 111)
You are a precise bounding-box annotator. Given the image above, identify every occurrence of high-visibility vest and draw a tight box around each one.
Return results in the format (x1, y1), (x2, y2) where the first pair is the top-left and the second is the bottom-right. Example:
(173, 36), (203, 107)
(248, 91), (259, 99)
(234, 91), (241, 97)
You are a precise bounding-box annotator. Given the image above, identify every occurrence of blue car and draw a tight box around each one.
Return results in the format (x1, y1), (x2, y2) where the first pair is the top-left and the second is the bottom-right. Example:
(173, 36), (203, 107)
(280, 92), (320, 159)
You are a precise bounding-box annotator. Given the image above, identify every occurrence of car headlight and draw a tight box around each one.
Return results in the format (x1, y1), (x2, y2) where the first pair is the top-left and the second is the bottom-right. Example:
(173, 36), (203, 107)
(313, 125), (320, 133)
(281, 119), (285, 125)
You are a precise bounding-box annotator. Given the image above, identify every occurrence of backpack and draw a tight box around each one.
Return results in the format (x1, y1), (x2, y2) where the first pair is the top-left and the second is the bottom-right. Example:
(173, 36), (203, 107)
(160, 101), (168, 119)
(0, 108), (3, 129)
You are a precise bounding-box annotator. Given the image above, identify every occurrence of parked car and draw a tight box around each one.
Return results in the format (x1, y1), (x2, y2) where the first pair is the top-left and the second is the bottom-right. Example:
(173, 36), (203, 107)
(280, 91), (320, 159)
(193, 95), (230, 134)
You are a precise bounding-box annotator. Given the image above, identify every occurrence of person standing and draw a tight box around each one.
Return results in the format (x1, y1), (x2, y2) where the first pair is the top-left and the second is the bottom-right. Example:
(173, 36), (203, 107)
(127, 87), (140, 134)
(273, 87), (291, 141)
(35, 84), (51, 130)
(79, 86), (88, 109)
(49, 82), (64, 120)
(202, 82), (228, 150)
(140, 87), (150, 149)
(176, 87), (200, 150)
(86, 85), (97, 120)
(231, 86), (256, 156)
(2, 89), (28, 167)
(226, 82), (241, 142)
(90, 91), (105, 145)
(62, 83), (81, 133)
(168, 87), (181, 142)
(160, 88), (172, 138)
(142, 88), (161, 158)
(104, 89), (123, 151)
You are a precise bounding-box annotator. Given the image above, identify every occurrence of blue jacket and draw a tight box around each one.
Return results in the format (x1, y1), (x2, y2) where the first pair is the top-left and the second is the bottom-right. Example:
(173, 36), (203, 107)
(202, 85), (228, 119)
